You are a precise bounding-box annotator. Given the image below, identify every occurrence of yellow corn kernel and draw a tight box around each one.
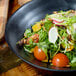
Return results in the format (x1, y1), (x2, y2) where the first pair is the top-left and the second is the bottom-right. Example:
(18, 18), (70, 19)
(66, 45), (74, 51)
(62, 44), (74, 51)
(32, 23), (41, 32)
(42, 59), (51, 62)
(30, 48), (34, 52)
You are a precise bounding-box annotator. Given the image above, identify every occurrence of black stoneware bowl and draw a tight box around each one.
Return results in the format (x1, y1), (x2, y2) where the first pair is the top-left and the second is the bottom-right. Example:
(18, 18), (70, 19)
(5, 0), (76, 72)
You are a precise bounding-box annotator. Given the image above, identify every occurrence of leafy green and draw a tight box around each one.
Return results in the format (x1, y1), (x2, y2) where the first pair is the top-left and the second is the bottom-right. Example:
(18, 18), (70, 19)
(29, 38), (33, 44)
(65, 49), (76, 67)
(37, 42), (49, 56)
(24, 41), (49, 55)
(70, 57), (76, 67)
(37, 42), (49, 49)
(44, 20), (53, 32)
(24, 29), (32, 38)
(38, 28), (48, 42)
(74, 42), (76, 50)
(70, 43), (76, 64)
(72, 31), (76, 41)
(67, 43), (76, 67)
(24, 42), (36, 49)
(71, 57), (76, 63)
(65, 16), (76, 27)
(65, 51), (74, 61)
(49, 42), (59, 59)
(24, 47), (32, 53)
(58, 27), (67, 37)
(70, 62), (76, 67)
(71, 16), (76, 23)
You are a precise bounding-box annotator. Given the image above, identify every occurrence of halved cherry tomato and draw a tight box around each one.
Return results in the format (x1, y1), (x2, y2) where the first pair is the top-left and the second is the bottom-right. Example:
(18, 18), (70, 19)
(34, 46), (46, 61)
(52, 53), (69, 67)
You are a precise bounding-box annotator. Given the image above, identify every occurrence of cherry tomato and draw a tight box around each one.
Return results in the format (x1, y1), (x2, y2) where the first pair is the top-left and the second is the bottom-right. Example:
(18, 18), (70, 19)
(34, 46), (46, 61)
(52, 53), (69, 67)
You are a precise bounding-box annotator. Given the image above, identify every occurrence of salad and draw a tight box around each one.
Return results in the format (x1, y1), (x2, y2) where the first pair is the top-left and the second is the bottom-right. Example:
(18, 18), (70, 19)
(17, 10), (76, 67)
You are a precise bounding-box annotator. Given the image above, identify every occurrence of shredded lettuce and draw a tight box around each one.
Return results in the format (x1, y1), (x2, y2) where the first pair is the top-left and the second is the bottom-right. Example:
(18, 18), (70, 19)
(37, 42), (49, 56)
(24, 47), (32, 53)
(44, 20), (53, 32)
(38, 28), (48, 42)
(24, 29), (33, 38)
(70, 57), (76, 67)
(72, 31), (76, 41)
(71, 16), (76, 23)
(65, 49), (76, 67)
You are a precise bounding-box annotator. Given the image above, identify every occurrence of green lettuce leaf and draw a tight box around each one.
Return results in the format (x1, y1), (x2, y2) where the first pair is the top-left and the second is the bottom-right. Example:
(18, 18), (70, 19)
(38, 29), (48, 42)
(24, 29), (32, 38)
(70, 57), (76, 67)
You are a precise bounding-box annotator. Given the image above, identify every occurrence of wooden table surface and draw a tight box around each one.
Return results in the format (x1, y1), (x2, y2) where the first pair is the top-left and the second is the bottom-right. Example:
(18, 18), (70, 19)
(0, 0), (75, 76)
(0, 0), (9, 40)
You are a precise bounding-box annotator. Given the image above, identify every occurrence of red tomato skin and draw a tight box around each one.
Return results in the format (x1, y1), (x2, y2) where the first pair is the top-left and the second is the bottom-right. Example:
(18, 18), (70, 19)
(34, 46), (46, 61)
(52, 53), (69, 67)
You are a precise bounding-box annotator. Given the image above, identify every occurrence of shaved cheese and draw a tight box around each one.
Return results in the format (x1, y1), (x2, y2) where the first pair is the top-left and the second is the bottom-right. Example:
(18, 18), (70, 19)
(49, 27), (58, 44)
(73, 23), (76, 30)
(67, 29), (71, 35)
